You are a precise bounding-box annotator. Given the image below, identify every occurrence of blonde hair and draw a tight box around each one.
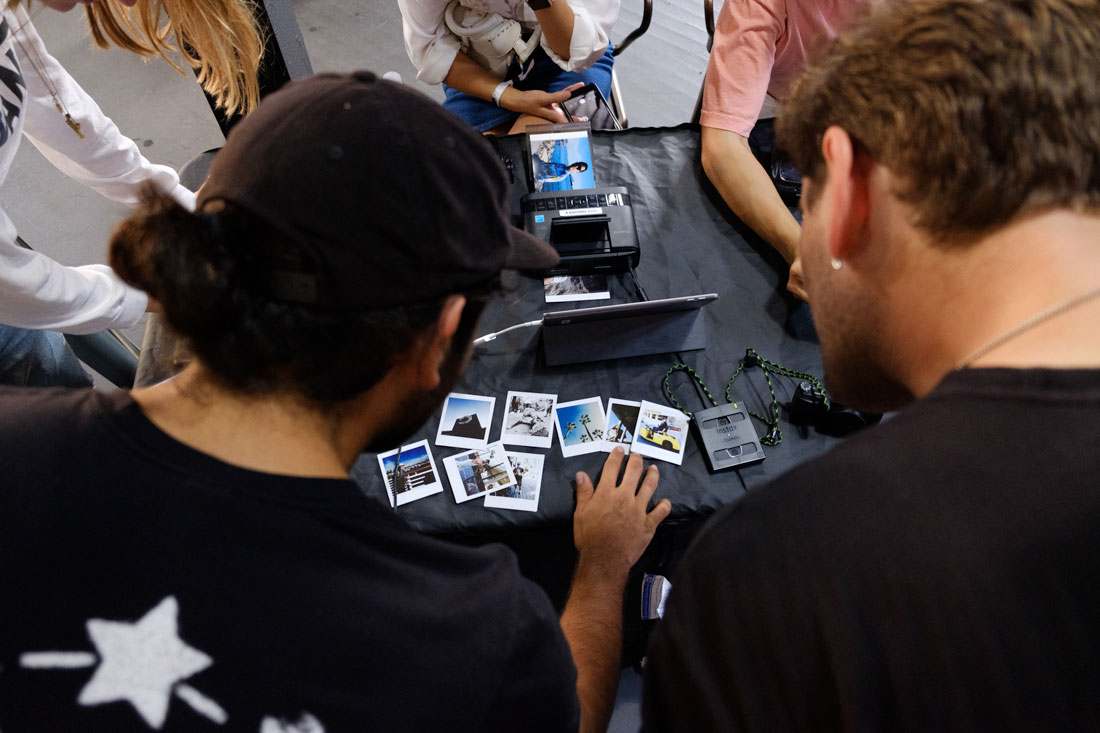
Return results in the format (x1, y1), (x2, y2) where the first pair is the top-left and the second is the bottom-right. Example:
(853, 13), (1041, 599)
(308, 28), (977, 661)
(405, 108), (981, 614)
(5, 0), (264, 115)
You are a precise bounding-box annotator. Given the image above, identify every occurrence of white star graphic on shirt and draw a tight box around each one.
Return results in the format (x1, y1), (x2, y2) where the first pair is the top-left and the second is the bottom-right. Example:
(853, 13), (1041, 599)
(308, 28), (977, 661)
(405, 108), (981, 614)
(77, 595), (213, 729)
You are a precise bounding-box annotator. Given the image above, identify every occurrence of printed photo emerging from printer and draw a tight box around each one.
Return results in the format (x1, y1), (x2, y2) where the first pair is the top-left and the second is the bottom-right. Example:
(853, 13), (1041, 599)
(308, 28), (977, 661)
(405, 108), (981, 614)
(544, 275), (611, 303)
(528, 129), (596, 192)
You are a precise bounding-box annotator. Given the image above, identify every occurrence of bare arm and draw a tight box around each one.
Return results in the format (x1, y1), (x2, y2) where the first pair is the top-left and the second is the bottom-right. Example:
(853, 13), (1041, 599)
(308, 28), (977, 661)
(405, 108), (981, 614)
(561, 450), (670, 733)
(701, 125), (807, 298)
(442, 52), (580, 124)
(442, 50), (508, 102)
(531, 0), (577, 61)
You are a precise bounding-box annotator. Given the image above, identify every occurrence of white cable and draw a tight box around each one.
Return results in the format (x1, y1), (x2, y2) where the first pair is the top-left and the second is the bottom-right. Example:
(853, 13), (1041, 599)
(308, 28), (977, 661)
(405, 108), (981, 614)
(473, 319), (543, 345)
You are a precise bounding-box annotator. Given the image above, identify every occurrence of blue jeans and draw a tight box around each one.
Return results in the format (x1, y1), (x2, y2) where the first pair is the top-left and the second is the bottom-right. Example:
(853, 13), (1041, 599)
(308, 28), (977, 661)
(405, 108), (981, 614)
(0, 324), (92, 388)
(443, 45), (615, 132)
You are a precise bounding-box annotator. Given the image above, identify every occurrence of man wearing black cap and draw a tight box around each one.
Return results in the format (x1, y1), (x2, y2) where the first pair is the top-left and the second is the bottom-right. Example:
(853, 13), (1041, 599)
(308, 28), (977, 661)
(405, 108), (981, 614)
(0, 72), (670, 732)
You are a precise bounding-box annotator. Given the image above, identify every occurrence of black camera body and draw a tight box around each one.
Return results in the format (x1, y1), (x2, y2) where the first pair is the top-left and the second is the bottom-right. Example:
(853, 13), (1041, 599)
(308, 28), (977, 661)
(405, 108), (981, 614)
(788, 381), (882, 437)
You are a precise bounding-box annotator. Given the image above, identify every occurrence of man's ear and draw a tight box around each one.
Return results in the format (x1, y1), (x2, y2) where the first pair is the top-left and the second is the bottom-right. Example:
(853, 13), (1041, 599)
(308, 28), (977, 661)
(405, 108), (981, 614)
(414, 294), (467, 391)
(820, 126), (871, 262)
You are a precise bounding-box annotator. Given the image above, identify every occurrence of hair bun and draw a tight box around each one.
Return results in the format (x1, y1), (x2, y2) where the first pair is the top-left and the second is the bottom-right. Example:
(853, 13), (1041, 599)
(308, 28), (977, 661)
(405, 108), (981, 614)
(110, 185), (236, 341)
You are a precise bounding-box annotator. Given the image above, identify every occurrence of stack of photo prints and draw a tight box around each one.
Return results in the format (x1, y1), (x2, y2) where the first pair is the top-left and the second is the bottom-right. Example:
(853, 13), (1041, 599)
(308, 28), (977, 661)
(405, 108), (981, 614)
(377, 390), (691, 513)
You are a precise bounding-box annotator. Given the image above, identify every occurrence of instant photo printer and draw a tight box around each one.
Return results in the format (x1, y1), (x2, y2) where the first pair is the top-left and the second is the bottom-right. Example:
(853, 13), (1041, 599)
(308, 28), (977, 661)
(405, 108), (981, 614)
(521, 186), (640, 275)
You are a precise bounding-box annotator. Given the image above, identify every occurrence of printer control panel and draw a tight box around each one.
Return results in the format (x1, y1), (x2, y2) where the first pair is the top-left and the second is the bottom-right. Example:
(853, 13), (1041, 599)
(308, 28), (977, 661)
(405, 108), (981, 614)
(523, 191), (630, 215)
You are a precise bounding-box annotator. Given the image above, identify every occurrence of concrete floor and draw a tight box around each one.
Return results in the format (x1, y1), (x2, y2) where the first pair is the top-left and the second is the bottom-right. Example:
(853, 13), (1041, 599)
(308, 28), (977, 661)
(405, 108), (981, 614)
(5, 1), (720, 727)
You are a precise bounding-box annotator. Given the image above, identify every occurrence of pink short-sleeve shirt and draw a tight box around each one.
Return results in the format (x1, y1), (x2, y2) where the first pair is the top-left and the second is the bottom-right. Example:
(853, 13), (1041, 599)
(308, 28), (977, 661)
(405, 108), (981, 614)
(700, 0), (869, 137)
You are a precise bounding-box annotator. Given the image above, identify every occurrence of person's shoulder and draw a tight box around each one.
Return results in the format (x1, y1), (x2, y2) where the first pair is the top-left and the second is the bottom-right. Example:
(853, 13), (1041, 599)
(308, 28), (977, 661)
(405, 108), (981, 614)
(361, 527), (572, 675)
(360, 510), (542, 600)
(685, 401), (949, 560)
(0, 386), (118, 434)
(688, 368), (1100, 561)
(721, 0), (789, 23)
(402, 530), (542, 599)
(0, 388), (129, 484)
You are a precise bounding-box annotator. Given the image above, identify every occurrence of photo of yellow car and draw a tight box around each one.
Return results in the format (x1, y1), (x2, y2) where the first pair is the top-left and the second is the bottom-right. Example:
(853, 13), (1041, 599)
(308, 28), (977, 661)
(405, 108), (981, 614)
(640, 425), (680, 452)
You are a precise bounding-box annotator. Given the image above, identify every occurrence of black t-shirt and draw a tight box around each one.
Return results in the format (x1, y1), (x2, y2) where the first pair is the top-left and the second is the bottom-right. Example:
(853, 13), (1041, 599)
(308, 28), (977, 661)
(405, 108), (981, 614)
(644, 368), (1100, 731)
(0, 387), (579, 732)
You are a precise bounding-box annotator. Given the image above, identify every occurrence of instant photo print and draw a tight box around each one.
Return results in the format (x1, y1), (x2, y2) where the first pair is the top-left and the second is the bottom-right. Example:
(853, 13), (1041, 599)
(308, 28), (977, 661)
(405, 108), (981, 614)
(603, 399), (641, 453)
(436, 393), (496, 450)
(501, 391), (557, 449)
(443, 442), (517, 504)
(554, 397), (607, 458)
(376, 440), (444, 507)
(631, 400), (691, 465)
(525, 122), (596, 192)
(485, 452), (545, 512)
(544, 275), (611, 303)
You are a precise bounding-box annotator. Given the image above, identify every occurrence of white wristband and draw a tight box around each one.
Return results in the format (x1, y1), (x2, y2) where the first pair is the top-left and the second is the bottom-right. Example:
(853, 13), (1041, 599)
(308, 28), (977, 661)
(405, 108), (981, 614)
(491, 80), (513, 108)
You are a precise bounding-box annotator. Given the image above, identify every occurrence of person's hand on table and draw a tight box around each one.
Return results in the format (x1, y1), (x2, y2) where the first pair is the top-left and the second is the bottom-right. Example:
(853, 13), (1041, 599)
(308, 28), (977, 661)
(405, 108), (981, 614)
(502, 82), (584, 125)
(788, 256), (809, 301)
(573, 448), (671, 577)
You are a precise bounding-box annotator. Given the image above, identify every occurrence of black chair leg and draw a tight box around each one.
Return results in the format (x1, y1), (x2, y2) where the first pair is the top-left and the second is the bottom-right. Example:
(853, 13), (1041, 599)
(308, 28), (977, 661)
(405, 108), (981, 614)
(64, 329), (140, 389)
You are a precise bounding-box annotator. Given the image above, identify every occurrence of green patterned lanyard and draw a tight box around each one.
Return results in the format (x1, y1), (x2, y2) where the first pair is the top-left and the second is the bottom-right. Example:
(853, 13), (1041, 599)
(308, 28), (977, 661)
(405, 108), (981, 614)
(662, 348), (830, 446)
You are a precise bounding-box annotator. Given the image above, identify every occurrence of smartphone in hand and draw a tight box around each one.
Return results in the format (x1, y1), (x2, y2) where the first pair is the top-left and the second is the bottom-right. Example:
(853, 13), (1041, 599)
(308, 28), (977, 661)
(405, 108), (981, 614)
(561, 83), (622, 131)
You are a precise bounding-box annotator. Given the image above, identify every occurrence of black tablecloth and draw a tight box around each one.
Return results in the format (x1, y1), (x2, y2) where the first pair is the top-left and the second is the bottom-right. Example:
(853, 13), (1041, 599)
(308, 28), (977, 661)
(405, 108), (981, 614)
(351, 124), (838, 538)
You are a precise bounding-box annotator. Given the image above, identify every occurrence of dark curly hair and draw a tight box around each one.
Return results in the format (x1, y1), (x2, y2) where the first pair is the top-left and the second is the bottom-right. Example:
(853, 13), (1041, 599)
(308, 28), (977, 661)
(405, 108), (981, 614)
(110, 187), (494, 403)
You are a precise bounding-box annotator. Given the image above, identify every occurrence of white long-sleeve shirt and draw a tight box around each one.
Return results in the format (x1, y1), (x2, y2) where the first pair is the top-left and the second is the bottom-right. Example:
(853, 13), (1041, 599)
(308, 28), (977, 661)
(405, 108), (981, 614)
(0, 8), (195, 335)
(399, 0), (619, 86)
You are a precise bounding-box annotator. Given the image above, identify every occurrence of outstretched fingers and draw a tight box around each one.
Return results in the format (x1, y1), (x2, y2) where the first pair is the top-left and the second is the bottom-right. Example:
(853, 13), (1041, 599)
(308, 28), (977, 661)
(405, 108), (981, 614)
(572, 448), (671, 572)
(553, 81), (585, 102)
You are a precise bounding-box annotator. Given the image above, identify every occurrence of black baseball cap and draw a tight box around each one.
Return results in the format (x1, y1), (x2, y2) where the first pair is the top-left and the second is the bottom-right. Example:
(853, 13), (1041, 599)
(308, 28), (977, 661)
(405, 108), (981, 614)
(198, 71), (558, 309)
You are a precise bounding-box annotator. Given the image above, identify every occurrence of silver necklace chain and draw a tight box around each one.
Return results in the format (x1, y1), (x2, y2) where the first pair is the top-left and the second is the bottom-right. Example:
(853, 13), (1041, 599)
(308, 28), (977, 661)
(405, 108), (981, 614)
(955, 283), (1100, 370)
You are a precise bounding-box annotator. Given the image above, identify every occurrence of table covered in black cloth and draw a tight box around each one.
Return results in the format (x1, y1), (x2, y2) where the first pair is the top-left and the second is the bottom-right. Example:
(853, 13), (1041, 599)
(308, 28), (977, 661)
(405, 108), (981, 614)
(350, 124), (840, 557)
(138, 124), (846, 659)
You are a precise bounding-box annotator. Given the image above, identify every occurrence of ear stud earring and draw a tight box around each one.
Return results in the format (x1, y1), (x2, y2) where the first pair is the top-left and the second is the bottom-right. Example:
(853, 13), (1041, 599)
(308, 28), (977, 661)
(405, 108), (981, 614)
(831, 258), (844, 270)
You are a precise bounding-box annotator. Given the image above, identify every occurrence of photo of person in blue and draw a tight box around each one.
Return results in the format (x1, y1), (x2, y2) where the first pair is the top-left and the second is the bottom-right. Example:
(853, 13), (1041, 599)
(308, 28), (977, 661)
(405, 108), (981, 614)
(529, 131), (596, 191)
(533, 158), (588, 185)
